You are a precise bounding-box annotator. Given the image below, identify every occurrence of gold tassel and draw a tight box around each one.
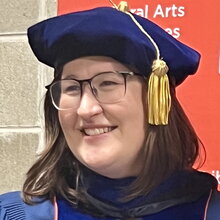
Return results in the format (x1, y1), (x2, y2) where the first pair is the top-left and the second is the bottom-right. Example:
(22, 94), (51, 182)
(109, 1), (172, 125)
(148, 60), (171, 125)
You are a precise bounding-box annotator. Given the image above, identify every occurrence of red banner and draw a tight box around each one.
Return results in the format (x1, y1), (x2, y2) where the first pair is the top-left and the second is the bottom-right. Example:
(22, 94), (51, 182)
(58, 0), (220, 186)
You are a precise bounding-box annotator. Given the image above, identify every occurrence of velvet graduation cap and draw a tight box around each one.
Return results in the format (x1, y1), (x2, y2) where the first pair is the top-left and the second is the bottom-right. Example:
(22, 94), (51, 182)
(27, 1), (200, 125)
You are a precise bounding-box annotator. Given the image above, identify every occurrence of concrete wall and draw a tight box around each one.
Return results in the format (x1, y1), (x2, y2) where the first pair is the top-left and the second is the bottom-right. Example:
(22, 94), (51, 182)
(0, 0), (57, 193)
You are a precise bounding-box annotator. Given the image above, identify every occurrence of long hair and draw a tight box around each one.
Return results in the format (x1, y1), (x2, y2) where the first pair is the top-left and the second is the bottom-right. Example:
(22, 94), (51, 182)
(22, 69), (204, 204)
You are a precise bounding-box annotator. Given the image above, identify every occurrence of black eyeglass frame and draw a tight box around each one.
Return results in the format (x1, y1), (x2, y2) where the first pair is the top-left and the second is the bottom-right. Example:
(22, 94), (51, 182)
(46, 71), (142, 110)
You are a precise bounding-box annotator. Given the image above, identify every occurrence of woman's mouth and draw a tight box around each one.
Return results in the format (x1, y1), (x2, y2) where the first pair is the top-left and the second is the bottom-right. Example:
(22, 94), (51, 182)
(81, 126), (117, 136)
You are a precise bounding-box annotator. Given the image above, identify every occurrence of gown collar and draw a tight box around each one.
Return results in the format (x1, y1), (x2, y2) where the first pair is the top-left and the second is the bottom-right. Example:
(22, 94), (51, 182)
(59, 168), (217, 218)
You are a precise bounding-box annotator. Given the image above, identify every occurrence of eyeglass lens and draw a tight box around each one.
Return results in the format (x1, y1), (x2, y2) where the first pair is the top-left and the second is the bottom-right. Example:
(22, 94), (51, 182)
(50, 72), (127, 110)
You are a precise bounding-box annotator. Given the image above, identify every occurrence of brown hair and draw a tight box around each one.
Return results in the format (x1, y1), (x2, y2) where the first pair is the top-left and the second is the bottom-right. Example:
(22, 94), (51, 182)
(22, 69), (204, 204)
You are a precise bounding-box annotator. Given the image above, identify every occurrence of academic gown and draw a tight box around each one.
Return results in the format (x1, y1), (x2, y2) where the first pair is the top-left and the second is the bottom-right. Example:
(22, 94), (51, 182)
(0, 170), (219, 220)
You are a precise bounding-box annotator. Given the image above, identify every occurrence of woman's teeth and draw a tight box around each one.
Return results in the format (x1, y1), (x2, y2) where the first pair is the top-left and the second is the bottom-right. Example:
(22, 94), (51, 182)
(83, 127), (114, 136)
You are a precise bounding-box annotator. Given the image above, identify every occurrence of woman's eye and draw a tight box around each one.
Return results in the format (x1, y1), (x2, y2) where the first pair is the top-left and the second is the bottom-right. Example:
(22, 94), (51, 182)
(99, 81), (119, 87)
(64, 85), (80, 94)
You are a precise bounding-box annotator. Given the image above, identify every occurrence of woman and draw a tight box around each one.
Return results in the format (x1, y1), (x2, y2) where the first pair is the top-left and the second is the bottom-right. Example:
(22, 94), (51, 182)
(0, 2), (219, 219)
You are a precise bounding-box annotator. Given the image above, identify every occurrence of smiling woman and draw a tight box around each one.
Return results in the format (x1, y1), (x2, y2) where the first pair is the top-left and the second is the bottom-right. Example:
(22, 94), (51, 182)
(0, 1), (219, 220)
(58, 56), (146, 179)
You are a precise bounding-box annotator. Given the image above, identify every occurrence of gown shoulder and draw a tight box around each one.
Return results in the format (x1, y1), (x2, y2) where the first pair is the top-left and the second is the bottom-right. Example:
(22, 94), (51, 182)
(0, 191), (54, 220)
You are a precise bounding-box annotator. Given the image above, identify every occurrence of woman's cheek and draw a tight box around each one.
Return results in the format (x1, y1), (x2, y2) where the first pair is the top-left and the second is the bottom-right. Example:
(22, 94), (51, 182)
(59, 111), (77, 129)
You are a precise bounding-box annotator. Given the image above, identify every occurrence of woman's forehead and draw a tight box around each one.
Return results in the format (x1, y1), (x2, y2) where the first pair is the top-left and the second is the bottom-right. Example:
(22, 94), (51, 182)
(61, 56), (132, 79)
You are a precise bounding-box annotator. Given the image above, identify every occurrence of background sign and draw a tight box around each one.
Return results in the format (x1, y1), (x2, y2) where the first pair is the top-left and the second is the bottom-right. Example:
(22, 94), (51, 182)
(58, 0), (220, 186)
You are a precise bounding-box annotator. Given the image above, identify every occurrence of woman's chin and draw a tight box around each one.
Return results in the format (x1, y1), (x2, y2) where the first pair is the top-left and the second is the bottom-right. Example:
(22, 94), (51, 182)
(80, 156), (115, 176)
(83, 158), (112, 171)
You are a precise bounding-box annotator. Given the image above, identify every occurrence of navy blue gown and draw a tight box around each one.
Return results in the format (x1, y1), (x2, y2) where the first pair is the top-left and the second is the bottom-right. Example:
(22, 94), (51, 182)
(0, 170), (219, 219)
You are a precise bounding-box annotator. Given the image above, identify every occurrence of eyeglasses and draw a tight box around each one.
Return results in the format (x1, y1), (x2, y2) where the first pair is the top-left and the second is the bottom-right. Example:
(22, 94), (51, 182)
(48, 71), (139, 110)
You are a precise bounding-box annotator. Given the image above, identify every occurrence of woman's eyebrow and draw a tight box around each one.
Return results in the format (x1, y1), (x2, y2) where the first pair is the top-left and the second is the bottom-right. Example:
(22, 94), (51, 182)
(61, 74), (77, 80)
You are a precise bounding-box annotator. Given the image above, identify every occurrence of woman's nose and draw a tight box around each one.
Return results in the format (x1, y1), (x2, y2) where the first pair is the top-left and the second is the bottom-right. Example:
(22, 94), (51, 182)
(77, 86), (103, 120)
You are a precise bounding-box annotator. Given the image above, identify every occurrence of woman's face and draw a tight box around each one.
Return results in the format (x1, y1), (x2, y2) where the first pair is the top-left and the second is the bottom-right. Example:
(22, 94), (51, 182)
(58, 56), (146, 178)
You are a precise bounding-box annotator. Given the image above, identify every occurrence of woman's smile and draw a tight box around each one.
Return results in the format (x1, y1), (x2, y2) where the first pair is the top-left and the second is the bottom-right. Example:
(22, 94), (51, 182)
(80, 125), (118, 144)
(80, 126), (117, 136)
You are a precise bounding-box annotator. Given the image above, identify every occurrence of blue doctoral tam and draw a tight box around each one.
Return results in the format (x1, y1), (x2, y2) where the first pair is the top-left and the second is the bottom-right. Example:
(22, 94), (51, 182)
(27, 6), (200, 85)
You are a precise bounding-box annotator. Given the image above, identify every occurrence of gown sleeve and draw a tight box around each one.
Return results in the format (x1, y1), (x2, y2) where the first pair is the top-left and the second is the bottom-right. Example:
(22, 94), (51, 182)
(0, 191), (54, 220)
(207, 190), (220, 220)
(0, 191), (26, 220)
